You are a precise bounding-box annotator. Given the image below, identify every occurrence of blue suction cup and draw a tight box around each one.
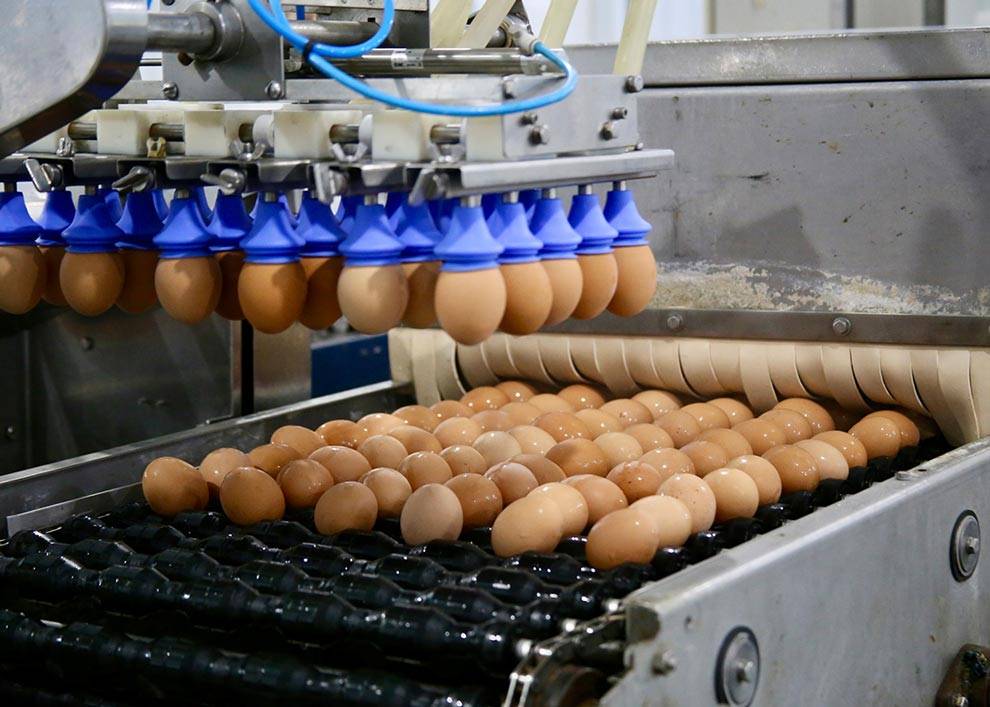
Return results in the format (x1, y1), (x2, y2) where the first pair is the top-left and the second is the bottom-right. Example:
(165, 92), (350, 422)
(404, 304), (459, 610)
(569, 188), (618, 255)
(191, 186), (212, 222)
(298, 197), (346, 258)
(153, 192), (214, 259)
(530, 190), (580, 260)
(518, 189), (539, 221)
(251, 192), (296, 226)
(240, 193), (304, 264)
(493, 195), (542, 264)
(152, 190), (168, 221)
(340, 200), (404, 266)
(208, 193), (253, 253)
(481, 193), (500, 220)
(336, 194), (363, 233)
(428, 197), (458, 234)
(603, 184), (651, 246)
(0, 190), (41, 246)
(396, 199), (441, 263)
(35, 191), (75, 247)
(385, 191), (409, 232)
(64, 191), (123, 253)
(116, 192), (164, 250)
(294, 191), (323, 234)
(434, 199), (504, 272)
(98, 187), (123, 222)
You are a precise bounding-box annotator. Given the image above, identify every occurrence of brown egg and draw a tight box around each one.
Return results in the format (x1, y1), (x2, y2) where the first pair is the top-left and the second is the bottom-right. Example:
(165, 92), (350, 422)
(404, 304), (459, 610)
(60, 252), (125, 316)
(393, 405), (438, 432)
(775, 398), (835, 435)
(574, 409), (624, 437)
(586, 508), (660, 570)
(630, 495), (693, 548)
(434, 417), (483, 448)
(820, 399), (862, 431)
(399, 451), (453, 489)
(703, 468), (760, 522)
(795, 440), (849, 481)
(501, 402), (542, 426)
(117, 249), (158, 314)
(247, 443), (299, 478)
(528, 393), (575, 414)
(655, 410), (702, 448)
(337, 263), (408, 334)
(529, 483), (589, 535)
(535, 412), (592, 442)
(473, 431), (524, 467)
(760, 409), (813, 443)
(0, 245), (45, 314)
(564, 476), (628, 525)
(401, 484), (464, 544)
(309, 445), (372, 482)
(864, 410), (921, 448)
(732, 418), (787, 455)
(599, 399), (653, 427)
(314, 481), (377, 534)
(902, 410), (939, 440)
(436, 268), (506, 345)
(623, 423), (675, 452)
(542, 258), (584, 325)
(401, 259), (439, 328)
(606, 461), (663, 503)
(680, 402), (731, 431)
(278, 459), (334, 509)
(299, 255), (342, 329)
(506, 426), (557, 457)
(471, 409), (514, 432)
(848, 417), (901, 459)
(357, 435), (408, 470)
(658, 473), (716, 533)
(558, 384), (607, 410)
(708, 398), (755, 426)
(316, 419), (366, 448)
(237, 262), (306, 334)
(697, 428), (753, 459)
(388, 425), (442, 454)
(271, 425), (324, 457)
(361, 467), (412, 518)
(608, 244), (656, 317)
(39, 245), (67, 306)
(632, 390), (682, 419)
(142, 457), (208, 517)
(154, 256), (221, 324)
(679, 441), (730, 476)
(198, 447), (251, 497)
(595, 432), (645, 468)
(573, 252), (618, 319)
(440, 445), (488, 475)
(763, 445), (820, 494)
(496, 380), (538, 402)
(431, 399), (473, 421)
(220, 466), (286, 525)
(357, 413), (404, 438)
(726, 455), (782, 506)
(491, 496), (564, 556)
(484, 462), (539, 504)
(214, 250), (244, 320)
(445, 474), (503, 528)
(813, 431), (869, 468)
(639, 447), (696, 482)
(546, 438), (610, 477)
(461, 386), (510, 412)
(511, 454), (567, 484)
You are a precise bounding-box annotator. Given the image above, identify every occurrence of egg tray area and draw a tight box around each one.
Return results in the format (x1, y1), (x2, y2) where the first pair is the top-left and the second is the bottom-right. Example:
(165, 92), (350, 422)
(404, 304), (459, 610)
(0, 439), (945, 707)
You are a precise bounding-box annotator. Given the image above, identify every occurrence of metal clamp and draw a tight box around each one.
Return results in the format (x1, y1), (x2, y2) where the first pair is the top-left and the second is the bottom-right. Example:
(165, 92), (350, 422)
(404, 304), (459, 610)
(112, 166), (156, 193)
(22, 159), (63, 192)
(200, 167), (246, 195)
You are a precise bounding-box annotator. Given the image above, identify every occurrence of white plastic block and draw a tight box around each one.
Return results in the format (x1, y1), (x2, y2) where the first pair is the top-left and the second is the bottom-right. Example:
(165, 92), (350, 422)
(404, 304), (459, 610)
(273, 109), (363, 159)
(183, 108), (267, 158)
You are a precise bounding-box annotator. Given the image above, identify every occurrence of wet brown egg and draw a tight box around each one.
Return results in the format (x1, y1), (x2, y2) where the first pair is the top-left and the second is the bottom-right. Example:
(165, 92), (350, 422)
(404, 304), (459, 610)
(775, 398), (835, 435)
(461, 386), (510, 411)
(434, 417), (483, 448)
(445, 474), (503, 528)
(608, 244), (656, 317)
(557, 384), (607, 410)
(277, 459), (334, 509)
(484, 462), (539, 504)
(401, 259), (439, 328)
(902, 410), (939, 440)
(586, 508), (660, 570)
(357, 435), (408, 470)
(679, 440), (730, 476)
(39, 245), (66, 307)
(819, 399), (861, 431)
(473, 431), (524, 467)
(440, 445), (488, 475)
(309, 445), (372, 482)
(400, 484), (464, 544)
(337, 263), (408, 334)
(357, 413), (404, 438)
(248, 443), (299, 478)
(732, 418), (787, 455)
(60, 251), (124, 316)
(491, 496), (564, 556)
(547, 438), (610, 477)
(142, 457), (208, 517)
(563, 476), (628, 525)
(117, 249), (158, 314)
(153, 256), (220, 324)
(511, 454), (567, 484)
(574, 409), (624, 437)
(299, 255), (342, 330)
(697, 428), (753, 459)
(528, 483), (589, 535)
(535, 412), (593, 442)
(599, 399), (653, 427)
(726, 455), (782, 506)
(214, 250), (244, 321)
(658, 473), (717, 533)
(639, 447), (696, 483)
(848, 417), (902, 459)
(864, 410), (921, 448)
(760, 409), (813, 443)
(630, 495), (693, 548)
(595, 432), (645, 468)
(0, 245), (45, 314)
(680, 402), (731, 431)
(399, 451), (453, 489)
(316, 419), (366, 449)
(271, 425), (324, 457)
(624, 423), (674, 452)
(314, 481), (377, 534)
(495, 380), (538, 402)
(703, 468), (760, 522)
(431, 399), (473, 421)
(501, 402), (542, 427)
(220, 466), (286, 525)
(708, 398), (755, 426)
(436, 268), (506, 344)
(393, 405), (439, 432)
(388, 425), (442, 454)
(471, 409), (514, 433)
(655, 410), (702, 448)
(795, 440), (849, 481)
(542, 258), (583, 325)
(813, 431), (869, 468)
(763, 445), (820, 493)
(632, 390), (682, 420)
(198, 447), (250, 498)
(573, 252), (618, 320)
(361, 468), (412, 518)
(528, 393), (575, 414)
(606, 460), (663, 503)
(237, 262), (306, 334)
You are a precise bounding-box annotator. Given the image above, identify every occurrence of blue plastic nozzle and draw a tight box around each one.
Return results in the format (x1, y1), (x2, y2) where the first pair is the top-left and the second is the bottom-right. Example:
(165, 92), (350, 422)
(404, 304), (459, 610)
(208, 193), (253, 253)
(250, 192), (296, 226)
(152, 192), (214, 259)
(433, 198), (504, 272)
(98, 187), (123, 222)
(396, 199), (441, 263)
(152, 190), (169, 221)
(0, 190), (41, 246)
(116, 191), (164, 251)
(385, 191), (408, 232)
(239, 193), (305, 264)
(63, 191), (123, 254)
(603, 183), (651, 247)
(298, 197), (346, 258)
(339, 199), (405, 267)
(336, 194), (363, 233)
(493, 195), (542, 265)
(35, 190), (75, 248)
(518, 189), (539, 221)
(569, 188), (618, 255)
(481, 193), (500, 220)
(530, 190), (580, 261)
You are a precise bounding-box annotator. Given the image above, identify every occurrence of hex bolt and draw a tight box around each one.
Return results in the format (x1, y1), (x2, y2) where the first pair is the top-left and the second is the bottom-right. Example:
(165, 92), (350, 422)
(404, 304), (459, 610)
(520, 112), (539, 125)
(502, 78), (516, 98)
(529, 125), (550, 145)
(716, 628), (760, 707)
(161, 82), (179, 100)
(265, 81), (284, 100)
(600, 121), (618, 140)
(734, 660), (756, 684)
(611, 106), (629, 120)
(651, 650), (677, 675)
(966, 537), (980, 555)
(625, 75), (644, 93)
(666, 314), (684, 332)
(831, 316), (852, 336)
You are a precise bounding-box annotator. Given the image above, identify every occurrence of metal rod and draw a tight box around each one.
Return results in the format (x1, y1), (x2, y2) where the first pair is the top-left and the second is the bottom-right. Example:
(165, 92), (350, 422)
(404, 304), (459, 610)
(148, 123), (185, 142)
(332, 49), (557, 76)
(67, 122), (97, 141)
(329, 124), (360, 143)
(429, 124), (462, 145)
(289, 19), (381, 46)
(146, 12), (217, 55)
(67, 121), (254, 144)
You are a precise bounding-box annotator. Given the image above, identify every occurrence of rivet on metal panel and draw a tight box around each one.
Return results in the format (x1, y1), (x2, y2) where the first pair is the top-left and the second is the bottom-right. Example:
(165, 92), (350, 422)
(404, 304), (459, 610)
(951, 511), (980, 582)
(831, 316), (852, 336)
(520, 112), (538, 125)
(600, 121), (617, 140)
(611, 106), (629, 120)
(625, 75), (644, 93)
(651, 649), (677, 675)
(529, 125), (550, 145)
(265, 80), (284, 99)
(666, 313), (684, 332)
(162, 81), (180, 100)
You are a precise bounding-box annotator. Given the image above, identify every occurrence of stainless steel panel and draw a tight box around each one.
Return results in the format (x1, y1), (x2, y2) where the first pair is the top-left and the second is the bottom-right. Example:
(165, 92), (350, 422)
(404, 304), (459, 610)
(253, 323), (312, 410)
(0, 328), (27, 473)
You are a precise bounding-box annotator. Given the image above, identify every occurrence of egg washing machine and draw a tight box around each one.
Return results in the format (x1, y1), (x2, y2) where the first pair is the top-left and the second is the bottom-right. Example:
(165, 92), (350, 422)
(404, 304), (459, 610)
(1, 2), (990, 705)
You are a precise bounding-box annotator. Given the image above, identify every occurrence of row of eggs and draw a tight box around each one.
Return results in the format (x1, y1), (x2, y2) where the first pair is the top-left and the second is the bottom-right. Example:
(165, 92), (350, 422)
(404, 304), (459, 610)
(0, 183), (656, 344)
(142, 381), (932, 570)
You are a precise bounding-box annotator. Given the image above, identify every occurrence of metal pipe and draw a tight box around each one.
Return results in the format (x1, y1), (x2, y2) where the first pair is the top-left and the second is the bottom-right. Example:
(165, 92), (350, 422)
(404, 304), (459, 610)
(67, 123), (98, 141)
(429, 125), (462, 145)
(148, 123), (185, 142)
(329, 124), (360, 143)
(146, 12), (217, 55)
(67, 121), (254, 144)
(333, 49), (557, 76)
(289, 19), (381, 46)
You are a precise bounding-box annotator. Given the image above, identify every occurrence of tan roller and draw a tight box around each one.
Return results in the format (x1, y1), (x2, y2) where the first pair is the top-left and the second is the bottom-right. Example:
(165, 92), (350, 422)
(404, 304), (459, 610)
(938, 349), (979, 444)
(739, 343), (778, 413)
(481, 333), (521, 379)
(971, 352), (990, 440)
(411, 328), (442, 407)
(388, 328), (415, 386)
(431, 0), (472, 47)
(506, 336), (556, 386)
(679, 340), (727, 398)
(850, 346), (897, 406)
(795, 343), (831, 398)
(569, 336), (606, 385)
(539, 0), (578, 45)
(434, 330), (467, 401)
(626, 337), (667, 389)
(911, 348), (963, 445)
(709, 340), (743, 392)
(538, 335), (588, 383)
(596, 338), (639, 397)
(821, 344), (871, 412)
(766, 343), (812, 399)
(456, 342), (499, 387)
(879, 348), (928, 414)
(651, 340), (696, 396)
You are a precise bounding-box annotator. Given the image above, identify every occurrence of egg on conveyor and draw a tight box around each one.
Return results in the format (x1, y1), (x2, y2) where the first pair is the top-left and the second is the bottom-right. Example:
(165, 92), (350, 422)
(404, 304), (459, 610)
(697, 428), (753, 459)
(399, 451), (453, 489)
(357, 434), (408, 470)
(606, 460), (663, 503)
(501, 402), (542, 427)
(680, 402), (731, 431)
(708, 398), (755, 426)
(760, 409), (813, 443)
(535, 412), (593, 442)
(394, 404), (439, 432)
(198, 447), (250, 498)
(508, 425), (558, 455)
(726, 455), (782, 506)
(528, 394), (575, 414)
(630, 495), (693, 548)
(445, 473), (503, 528)
(558, 384), (607, 411)
(599, 399), (654, 427)
(732, 418), (787, 455)
(142, 457), (209, 517)
(316, 419), (365, 448)
(434, 417), (483, 448)
(632, 390), (682, 419)
(473, 431), (524, 467)
(638, 447), (696, 483)
(625, 423), (675, 452)
(401, 483), (464, 545)
(309, 445), (372, 483)
(271, 425), (325, 457)
(762, 445), (821, 494)
(562, 475), (628, 525)
(314, 481), (378, 534)
(794, 439), (850, 481)
(277, 459), (334, 508)
(575, 409), (623, 437)
(220, 466), (286, 526)
(483, 462), (538, 504)
(595, 432), (645, 468)
(679, 440), (730, 476)
(440, 444), (488, 476)
(528, 482), (589, 536)
(703, 468), (760, 522)
(655, 410), (702, 448)
(389, 425), (442, 454)
(586, 508), (660, 570)
(490, 495), (564, 557)
(848, 417), (902, 459)
(547, 438), (609, 477)
(813, 431), (869, 468)
(658, 473), (716, 533)
(775, 398), (835, 435)
(361, 467), (412, 518)
(511, 454), (567, 484)
(248, 443), (299, 477)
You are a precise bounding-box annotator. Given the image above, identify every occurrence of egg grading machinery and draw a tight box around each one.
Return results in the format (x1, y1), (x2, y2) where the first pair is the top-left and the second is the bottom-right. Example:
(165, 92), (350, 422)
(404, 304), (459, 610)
(2, 2), (990, 706)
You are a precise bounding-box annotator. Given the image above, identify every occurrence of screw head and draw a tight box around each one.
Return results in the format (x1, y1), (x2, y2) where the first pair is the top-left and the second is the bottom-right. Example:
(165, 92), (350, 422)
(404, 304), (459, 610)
(666, 313), (684, 332)
(611, 106), (629, 120)
(951, 511), (981, 581)
(625, 75), (644, 93)
(265, 81), (284, 100)
(716, 628), (760, 707)
(600, 121), (618, 140)
(651, 649), (677, 675)
(831, 316), (852, 336)
(161, 82), (179, 100)
(520, 112), (539, 125)
(502, 78), (517, 98)
(529, 125), (550, 145)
